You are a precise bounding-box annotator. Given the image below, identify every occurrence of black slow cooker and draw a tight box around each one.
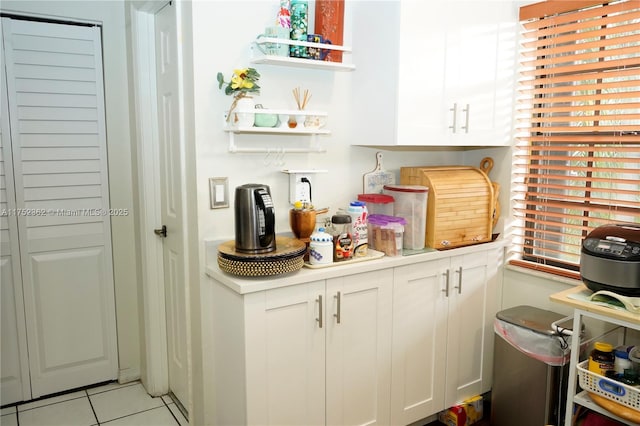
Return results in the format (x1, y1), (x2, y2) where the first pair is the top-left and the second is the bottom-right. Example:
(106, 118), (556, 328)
(581, 223), (640, 296)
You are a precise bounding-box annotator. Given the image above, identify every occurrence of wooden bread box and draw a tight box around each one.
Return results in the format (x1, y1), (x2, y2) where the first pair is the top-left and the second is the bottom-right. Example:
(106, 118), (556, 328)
(400, 166), (494, 249)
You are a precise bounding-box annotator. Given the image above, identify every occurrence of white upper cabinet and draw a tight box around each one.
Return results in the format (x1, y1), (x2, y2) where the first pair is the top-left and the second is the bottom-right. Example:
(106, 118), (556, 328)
(350, 0), (518, 147)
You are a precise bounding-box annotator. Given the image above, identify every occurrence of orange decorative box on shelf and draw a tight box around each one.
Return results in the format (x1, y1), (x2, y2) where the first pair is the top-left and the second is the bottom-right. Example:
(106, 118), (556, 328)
(314, 0), (344, 62)
(400, 166), (494, 250)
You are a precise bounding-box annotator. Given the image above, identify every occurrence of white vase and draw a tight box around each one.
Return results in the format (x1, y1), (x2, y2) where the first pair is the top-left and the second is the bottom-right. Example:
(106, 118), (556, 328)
(231, 94), (255, 128)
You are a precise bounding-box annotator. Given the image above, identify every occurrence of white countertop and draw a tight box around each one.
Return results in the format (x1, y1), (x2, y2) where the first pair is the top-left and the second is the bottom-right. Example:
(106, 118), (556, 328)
(205, 237), (508, 295)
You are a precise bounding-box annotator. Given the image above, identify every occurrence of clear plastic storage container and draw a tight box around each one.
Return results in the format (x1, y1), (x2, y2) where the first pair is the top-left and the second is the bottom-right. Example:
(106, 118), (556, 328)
(383, 185), (428, 249)
(367, 214), (406, 256)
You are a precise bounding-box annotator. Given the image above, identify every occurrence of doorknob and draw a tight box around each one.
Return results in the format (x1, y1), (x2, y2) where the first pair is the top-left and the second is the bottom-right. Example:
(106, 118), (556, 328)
(154, 225), (167, 238)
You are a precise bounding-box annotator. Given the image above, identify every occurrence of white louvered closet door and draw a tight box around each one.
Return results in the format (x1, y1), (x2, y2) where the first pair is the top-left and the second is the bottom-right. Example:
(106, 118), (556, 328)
(0, 33), (31, 405)
(1, 17), (118, 400)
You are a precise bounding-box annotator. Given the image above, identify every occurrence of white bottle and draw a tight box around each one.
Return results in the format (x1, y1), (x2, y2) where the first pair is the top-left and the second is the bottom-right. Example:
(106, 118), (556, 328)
(309, 228), (333, 265)
(348, 201), (368, 257)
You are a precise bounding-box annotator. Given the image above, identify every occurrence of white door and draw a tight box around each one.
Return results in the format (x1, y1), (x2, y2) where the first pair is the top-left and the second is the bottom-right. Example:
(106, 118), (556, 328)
(326, 270), (393, 426)
(0, 36), (31, 405)
(154, 2), (189, 409)
(1, 17), (118, 399)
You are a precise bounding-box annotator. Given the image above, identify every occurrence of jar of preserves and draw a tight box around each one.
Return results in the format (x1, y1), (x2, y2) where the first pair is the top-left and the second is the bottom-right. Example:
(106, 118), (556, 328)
(589, 342), (615, 376)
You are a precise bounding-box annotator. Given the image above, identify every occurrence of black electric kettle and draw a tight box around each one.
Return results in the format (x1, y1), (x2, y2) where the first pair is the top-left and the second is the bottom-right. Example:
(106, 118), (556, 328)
(234, 184), (276, 254)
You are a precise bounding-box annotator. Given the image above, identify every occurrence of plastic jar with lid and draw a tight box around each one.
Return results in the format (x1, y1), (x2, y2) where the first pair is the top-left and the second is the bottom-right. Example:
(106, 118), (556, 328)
(348, 201), (368, 257)
(614, 346), (633, 375)
(357, 193), (394, 216)
(309, 228), (333, 265)
(367, 214), (406, 256)
(330, 214), (353, 262)
(589, 342), (615, 376)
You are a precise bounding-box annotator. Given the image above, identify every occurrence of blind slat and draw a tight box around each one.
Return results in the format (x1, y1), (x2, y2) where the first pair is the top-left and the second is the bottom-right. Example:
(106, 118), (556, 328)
(513, 173), (640, 187)
(519, 67), (639, 86)
(518, 135), (640, 143)
(515, 145), (640, 152)
(521, 57), (640, 77)
(520, 78), (640, 96)
(514, 186), (640, 200)
(526, 103), (640, 115)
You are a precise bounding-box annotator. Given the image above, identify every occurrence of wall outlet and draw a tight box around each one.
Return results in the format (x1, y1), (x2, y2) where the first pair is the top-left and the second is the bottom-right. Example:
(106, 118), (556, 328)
(295, 177), (311, 203)
(282, 169), (328, 205)
(290, 174), (312, 204)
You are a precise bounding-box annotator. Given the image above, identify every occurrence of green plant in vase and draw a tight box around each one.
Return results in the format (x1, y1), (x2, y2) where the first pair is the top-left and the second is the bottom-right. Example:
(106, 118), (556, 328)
(217, 67), (261, 124)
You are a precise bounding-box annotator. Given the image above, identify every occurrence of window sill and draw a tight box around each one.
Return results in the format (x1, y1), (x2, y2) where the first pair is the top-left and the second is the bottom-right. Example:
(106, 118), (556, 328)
(505, 263), (583, 287)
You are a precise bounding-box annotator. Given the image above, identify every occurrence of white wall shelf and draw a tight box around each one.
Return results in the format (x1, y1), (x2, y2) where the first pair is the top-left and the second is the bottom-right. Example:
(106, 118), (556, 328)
(223, 109), (330, 153)
(250, 36), (355, 71)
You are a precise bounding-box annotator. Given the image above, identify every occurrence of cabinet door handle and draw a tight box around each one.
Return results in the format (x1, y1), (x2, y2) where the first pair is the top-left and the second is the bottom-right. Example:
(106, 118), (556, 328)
(442, 270), (450, 297)
(449, 103), (457, 133)
(334, 291), (341, 324)
(454, 266), (463, 294)
(316, 295), (323, 328)
(461, 104), (470, 133)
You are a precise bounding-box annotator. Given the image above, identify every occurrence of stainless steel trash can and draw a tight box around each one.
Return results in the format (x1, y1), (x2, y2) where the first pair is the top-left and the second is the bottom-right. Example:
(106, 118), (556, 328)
(491, 306), (571, 426)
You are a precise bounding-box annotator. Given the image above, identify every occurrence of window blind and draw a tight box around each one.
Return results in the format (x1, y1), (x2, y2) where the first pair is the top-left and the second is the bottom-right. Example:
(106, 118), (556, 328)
(513, 0), (640, 277)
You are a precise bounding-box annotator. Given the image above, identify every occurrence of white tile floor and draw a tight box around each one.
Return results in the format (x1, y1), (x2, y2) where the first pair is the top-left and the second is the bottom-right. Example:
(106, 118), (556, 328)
(0, 381), (188, 426)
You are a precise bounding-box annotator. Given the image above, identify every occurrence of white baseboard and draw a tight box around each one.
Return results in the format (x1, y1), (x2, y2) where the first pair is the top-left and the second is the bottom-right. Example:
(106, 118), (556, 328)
(118, 367), (141, 385)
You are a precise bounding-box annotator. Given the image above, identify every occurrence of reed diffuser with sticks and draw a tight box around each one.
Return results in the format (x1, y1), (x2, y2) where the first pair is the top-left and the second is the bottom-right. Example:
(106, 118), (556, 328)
(289, 87), (312, 128)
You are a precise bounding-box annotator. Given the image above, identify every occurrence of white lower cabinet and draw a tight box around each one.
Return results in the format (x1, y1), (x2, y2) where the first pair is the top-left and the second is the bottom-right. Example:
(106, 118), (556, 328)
(209, 246), (500, 425)
(244, 280), (326, 426)
(391, 250), (499, 425)
(324, 273), (393, 426)
(220, 269), (393, 426)
(391, 258), (449, 425)
(444, 252), (499, 408)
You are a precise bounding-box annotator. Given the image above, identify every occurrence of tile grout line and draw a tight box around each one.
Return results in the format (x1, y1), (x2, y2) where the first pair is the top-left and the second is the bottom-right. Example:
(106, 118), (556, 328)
(86, 390), (100, 425)
(16, 394), (88, 413)
(165, 393), (189, 424)
(96, 405), (175, 425)
(162, 397), (184, 426)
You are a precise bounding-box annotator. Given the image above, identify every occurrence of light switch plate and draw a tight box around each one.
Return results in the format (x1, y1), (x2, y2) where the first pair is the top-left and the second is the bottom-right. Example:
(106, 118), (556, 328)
(209, 177), (229, 209)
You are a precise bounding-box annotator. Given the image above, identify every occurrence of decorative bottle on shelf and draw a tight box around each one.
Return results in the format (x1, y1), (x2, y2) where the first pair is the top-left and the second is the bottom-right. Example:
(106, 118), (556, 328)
(289, 0), (308, 58)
